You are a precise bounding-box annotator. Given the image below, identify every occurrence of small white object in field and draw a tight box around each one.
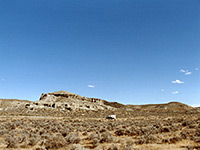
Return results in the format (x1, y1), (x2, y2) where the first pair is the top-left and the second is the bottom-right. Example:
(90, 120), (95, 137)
(106, 115), (116, 119)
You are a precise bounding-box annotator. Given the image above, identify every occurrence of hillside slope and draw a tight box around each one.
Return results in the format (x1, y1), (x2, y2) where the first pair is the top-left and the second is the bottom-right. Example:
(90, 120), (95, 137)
(0, 91), (198, 116)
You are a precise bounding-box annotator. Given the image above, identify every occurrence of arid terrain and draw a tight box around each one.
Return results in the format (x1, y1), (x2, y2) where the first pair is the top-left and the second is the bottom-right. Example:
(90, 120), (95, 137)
(0, 91), (200, 150)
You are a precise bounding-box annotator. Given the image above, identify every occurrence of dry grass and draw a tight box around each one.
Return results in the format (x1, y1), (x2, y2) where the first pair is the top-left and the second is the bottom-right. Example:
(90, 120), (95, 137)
(0, 113), (199, 150)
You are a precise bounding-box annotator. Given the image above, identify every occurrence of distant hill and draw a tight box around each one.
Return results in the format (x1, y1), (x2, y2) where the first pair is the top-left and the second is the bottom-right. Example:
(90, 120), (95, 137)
(125, 102), (195, 113)
(0, 90), (199, 116)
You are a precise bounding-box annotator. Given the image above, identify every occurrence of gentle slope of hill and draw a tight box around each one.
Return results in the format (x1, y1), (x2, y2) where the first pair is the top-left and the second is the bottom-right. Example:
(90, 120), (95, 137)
(0, 90), (199, 116)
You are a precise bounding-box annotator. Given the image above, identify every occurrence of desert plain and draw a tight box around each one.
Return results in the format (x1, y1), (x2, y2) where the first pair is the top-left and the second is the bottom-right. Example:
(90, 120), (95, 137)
(0, 91), (200, 150)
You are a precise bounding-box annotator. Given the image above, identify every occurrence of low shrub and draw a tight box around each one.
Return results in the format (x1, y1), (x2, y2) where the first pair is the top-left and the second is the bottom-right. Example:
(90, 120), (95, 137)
(65, 132), (81, 144)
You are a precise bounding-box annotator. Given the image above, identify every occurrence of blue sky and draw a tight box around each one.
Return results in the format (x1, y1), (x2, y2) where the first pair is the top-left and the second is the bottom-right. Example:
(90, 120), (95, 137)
(0, 0), (199, 106)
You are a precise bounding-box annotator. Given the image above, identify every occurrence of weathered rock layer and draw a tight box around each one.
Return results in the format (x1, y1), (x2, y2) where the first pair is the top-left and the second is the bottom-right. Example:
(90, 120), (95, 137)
(0, 90), (199, 117)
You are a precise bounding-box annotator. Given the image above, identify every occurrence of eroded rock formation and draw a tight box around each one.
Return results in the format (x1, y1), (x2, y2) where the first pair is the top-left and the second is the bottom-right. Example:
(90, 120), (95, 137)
(26, 91), (115, 111)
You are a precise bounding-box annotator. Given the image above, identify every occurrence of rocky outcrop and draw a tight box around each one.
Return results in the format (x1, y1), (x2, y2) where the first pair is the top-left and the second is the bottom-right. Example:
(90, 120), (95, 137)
(0, 91), (198, 117)
(27, 91), (115, 111)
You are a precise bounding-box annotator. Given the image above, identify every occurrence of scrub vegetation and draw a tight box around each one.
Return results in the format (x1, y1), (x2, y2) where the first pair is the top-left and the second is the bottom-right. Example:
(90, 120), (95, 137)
(0, 113), (200, 150)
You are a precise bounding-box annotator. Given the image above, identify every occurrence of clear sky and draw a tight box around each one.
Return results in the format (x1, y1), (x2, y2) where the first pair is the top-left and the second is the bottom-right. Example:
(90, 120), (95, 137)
(0, 0), (199, 106)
